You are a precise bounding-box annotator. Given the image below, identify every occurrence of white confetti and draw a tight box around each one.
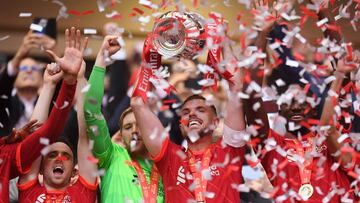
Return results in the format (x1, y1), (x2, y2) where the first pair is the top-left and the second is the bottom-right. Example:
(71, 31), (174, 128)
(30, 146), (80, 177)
(252, 102), (260, 111)
(237, 92), (250, 99)
(330, 162), (340, 171)
(19, 13), (32, 17)
(337, 133), (349, 144)
(81, 84), (91, 93)
(39, 137), (50, 145)
(232, 183), (250, 192)
(59, 101), (69, 109)
(316, 17), (328, 27)
(84, 28), (97, 35)
(138, 16), (151, 24)
(105, 10), (120, 18)
(41, 146), (51, 156)
(275, 79), (286, 87)
(139, 0), (152, 6)
(0, 35), (9, 41)
(286, 59), (299, 67)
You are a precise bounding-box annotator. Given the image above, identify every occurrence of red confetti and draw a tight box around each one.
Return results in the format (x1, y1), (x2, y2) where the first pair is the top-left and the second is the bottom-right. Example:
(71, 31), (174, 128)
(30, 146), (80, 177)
(293, 52), (305, 62)
(163, 99), (177, 104)
(82, 10), (95, 15)
(87, 155), (99, 164)
(68, 10), (81, 16)
(346, 43), (353, 61)
(159, 105), (170, 112)
(300, 6), (318, 19)
(132, 7), (144, 15)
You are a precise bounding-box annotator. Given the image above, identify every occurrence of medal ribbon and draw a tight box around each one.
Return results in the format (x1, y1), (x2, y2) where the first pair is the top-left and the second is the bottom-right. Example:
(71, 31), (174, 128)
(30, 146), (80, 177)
(132, 34), (161, 103)
(132, 160), (160, 203)
(290, 138), (314, 185)
(187, 146), (214, 202)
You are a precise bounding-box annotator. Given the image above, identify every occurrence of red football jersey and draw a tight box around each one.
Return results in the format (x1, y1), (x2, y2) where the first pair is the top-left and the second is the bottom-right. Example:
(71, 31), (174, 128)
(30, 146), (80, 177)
(154, 138), (245, 203)
(0, 142), (20, 203)
(262, 130), (356, 202)
(18, 176), (98, 203)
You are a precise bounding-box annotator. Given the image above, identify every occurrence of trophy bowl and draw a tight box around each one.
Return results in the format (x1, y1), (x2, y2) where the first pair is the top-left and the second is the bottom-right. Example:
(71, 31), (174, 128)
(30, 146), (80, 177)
(152, 11), (206, 59)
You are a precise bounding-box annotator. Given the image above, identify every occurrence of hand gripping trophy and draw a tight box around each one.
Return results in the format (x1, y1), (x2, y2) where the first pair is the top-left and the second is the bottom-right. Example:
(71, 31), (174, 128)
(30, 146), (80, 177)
(132, 11), (233, 102)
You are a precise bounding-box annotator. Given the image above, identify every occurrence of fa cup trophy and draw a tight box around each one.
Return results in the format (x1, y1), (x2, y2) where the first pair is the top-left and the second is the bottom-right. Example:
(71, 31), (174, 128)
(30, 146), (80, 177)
(152, 11), (206, 59)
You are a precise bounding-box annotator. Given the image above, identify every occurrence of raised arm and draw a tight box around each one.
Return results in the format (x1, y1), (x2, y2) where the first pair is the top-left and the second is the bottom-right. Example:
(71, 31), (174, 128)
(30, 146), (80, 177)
(77, 61), (98, 184)
(17, 27), (87, 174)
(18, 64), (64, 183)
(243, 2), (276, 140)
(31, 63), (64, 123)
(83, 35), (121, 166)
(223, 43), (246, 132)
(130, 96), (165, 157)
(319, 58), (357, 168)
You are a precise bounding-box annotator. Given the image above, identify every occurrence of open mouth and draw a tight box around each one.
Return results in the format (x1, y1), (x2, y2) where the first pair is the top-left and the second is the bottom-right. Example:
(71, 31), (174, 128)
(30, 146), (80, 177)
(188, 119), (202, 128)
(53, 166), (64, 175)
(290, 114), (304, 121)
(131, 133), (141, 141)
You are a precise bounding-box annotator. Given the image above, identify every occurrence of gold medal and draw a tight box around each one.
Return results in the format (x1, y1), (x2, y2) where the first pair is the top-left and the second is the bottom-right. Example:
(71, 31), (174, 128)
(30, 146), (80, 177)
(298, 183), (314, 200)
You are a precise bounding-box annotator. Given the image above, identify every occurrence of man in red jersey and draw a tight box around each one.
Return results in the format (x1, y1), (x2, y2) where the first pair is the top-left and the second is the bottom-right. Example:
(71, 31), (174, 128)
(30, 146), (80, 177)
(17, 27), (98, 203)
(245, 57), (360, 202)
(130, 42), (248, 202)
(0, 26), (87, 203)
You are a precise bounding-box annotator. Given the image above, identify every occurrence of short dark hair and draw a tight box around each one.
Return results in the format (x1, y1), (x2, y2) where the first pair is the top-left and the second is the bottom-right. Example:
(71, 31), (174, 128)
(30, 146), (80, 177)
(182, 94), (217, 116)
(56, 136), (77, 164)
(118, 107), (134, 132)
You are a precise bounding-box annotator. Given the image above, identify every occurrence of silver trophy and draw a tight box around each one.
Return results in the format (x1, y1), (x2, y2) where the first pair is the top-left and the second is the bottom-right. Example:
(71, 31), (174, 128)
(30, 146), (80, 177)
(152, 11), (206, 59)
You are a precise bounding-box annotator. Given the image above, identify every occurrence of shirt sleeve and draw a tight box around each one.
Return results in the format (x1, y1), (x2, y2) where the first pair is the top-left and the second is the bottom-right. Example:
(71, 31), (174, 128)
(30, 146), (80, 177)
(84, 66), (114, 168)
(223, 124), (248, 148)
(16, 81), (76, 174)
(153, 137), (178, 176)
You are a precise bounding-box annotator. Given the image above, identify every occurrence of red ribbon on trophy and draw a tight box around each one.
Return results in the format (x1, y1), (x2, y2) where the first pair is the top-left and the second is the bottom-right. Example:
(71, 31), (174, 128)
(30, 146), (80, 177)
(132, 34), (161, 103)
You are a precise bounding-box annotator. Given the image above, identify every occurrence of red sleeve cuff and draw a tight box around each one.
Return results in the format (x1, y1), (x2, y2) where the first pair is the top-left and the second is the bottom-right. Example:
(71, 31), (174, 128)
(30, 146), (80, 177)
(79, 176), (99, 191)
(17, 178), (38, 191)
(16, 143), (31, 175)
(151, 137), (169, 162)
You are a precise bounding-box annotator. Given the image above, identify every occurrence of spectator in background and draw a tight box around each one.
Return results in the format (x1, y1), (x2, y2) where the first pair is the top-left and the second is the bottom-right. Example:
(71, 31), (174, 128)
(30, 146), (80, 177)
(0, 29), (56, 136)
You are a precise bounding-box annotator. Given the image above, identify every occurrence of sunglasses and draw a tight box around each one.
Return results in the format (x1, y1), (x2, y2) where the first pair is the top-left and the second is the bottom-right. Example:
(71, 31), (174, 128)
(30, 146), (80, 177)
(19, 65), (44, 72)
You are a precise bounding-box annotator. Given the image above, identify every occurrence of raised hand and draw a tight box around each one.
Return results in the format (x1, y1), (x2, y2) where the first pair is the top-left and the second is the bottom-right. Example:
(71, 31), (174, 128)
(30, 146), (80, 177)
(252, 0), (278, 33)
(43, 62), (63, 85)
(10, 30), (44, 71)
(46, 27), (88, 84)
(2, 119), (41, 144)
(95, 35), (121, 68)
